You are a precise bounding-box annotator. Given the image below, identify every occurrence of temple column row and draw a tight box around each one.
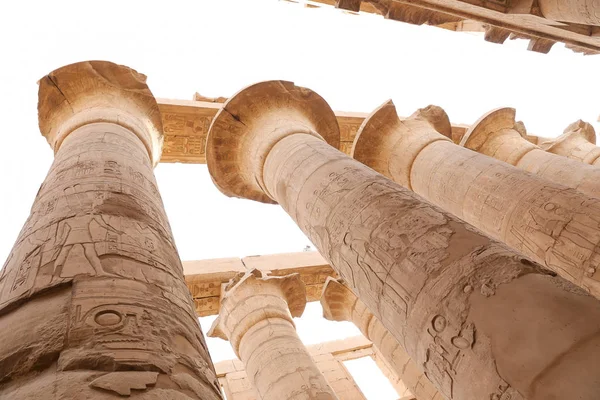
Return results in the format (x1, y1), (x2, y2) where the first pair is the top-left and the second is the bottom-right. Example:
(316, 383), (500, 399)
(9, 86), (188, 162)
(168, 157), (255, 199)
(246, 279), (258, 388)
(0, 62), (222, 399)
(457, 108), (600, 199)
(209, 269), (338, 400)
(320, 277), (443, 400)
(205, 80), (600, 400)
(352, 101), (600, 298)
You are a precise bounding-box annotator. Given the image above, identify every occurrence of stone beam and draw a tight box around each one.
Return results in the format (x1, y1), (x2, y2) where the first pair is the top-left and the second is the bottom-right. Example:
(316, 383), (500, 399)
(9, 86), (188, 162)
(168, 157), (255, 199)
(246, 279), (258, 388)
(184, 251), (336, 316)
(0, 61), (222, 399)
(157, 97), (468, 164)
(205, 79), (600, 400)
(458, 108), (600, 200)
(301, 0), (600, 54)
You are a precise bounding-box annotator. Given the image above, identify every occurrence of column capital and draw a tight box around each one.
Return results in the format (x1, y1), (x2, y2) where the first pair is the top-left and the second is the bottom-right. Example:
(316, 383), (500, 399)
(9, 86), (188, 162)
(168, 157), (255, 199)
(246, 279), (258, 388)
(205, 80), (340, 204)
(38, 60), (164, 165)
(352, 100), (450, 188)
(538, 119), (596, 149)
(320, 276), (358, 323)
(208, 269), (307, 355)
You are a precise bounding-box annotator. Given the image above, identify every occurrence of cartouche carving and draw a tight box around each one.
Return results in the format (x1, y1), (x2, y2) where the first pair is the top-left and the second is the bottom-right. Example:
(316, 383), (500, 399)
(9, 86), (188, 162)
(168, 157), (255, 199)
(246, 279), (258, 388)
(206, 80), (600, 400)
(209, 270), (338, 400)
(0, 61), (222, 399)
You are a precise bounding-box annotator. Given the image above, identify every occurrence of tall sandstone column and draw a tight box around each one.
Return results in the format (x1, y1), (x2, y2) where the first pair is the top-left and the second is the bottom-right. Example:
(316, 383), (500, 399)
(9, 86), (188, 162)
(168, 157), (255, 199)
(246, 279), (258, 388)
(208, 269), (338, 400)
(537, 0), (600, 25)
(321, 277), (442, 400)
(352, 101), (600, 298)
(0, 61), (222, 399)
(457, 108), (600, 199)
(532, 121), (600, 165)
(206, 80), (600, 400)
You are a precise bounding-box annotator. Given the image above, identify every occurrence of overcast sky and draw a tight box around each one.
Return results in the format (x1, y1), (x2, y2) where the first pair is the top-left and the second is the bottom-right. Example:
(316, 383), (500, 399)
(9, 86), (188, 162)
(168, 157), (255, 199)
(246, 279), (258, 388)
(1, 1), (599, 397)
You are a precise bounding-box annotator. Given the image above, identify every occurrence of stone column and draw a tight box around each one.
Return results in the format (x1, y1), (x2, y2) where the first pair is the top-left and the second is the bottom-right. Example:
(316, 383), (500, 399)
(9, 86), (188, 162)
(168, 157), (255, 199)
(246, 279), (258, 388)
(352, 100), (600, 298)
(0, 61), (222, 399)
(533, 121), (600, 165)
(458, 107), (600, 199)
(205, 81), (600, 400)
(208, 269), (338, 400)
(537, 0), (600, 25)
(321, 277), (442, 400)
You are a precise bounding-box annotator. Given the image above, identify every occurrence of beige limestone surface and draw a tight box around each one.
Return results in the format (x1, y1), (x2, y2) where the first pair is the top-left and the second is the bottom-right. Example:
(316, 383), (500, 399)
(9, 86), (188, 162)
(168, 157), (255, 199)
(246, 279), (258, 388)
(458, 108), (600, 200)
(352, 101), (600, 298)
(308, 0), (600, 54)
(209, 270), (338, 400)
(0, 61), (221, 399)
(215, 336), (373, 400)
(321, 278), (442, 400)
(534, 120), (600, 165)
(184, 252), (335, 316)
(206, 80), (600, 400)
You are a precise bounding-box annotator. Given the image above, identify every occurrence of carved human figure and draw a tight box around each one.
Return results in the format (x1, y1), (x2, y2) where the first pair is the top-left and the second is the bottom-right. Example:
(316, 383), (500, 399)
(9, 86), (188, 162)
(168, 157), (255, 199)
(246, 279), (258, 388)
(205, 80), (600, 400)
(321, 277), (443, 400)
(0, 61), (222, 399)
(457, 108), (600, 200)
(209, 269), (338, 400)
(351, 101), (600, 298)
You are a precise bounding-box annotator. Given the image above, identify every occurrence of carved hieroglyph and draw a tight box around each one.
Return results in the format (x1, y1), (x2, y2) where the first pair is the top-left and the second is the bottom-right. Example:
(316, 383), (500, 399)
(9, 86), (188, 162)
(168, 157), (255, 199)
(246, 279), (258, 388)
(352, 101), (600, 298)
(321, 278), (442, 400)
(532, 120), (600, 165)
(206, 80), (600, 400)
(209, 270), (338, 400)
(0, 61), (222, 399)
(458, 108), (600, 200)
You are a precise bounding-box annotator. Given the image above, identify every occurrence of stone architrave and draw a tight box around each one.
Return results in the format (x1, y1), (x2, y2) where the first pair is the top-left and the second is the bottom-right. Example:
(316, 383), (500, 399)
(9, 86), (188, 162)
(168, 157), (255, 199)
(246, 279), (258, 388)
(206, 80), (600, 400)
(0, 61), (222, 399)
(537, 0), (600, 25)
(321, 277), (443, 400)
(352, 101), (600, 298)
(458, 108), (600, 199)
(534, 121), (600, 165)
(208, 269), (338, 400)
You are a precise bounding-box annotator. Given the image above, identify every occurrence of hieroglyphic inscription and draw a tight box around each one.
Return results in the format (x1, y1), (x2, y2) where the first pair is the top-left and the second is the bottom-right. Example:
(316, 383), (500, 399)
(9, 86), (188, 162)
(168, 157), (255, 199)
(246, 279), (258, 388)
(0, 123), (222, 399)
(260, 133), (547, 399)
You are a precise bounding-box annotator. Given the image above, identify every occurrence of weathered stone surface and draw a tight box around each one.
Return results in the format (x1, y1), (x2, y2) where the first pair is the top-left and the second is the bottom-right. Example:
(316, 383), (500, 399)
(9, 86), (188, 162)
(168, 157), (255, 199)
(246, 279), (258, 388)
(538, 0), (600, 25)
(209, 270), (338, 400)
(535, 120), (600, 165)
(206, 80), (600, 400)
(459, 108), (600, 200)
(306, 0), (600, 54)
(353, 100), (600, 298)
(0, 61), (221, 399)
(321, 278), (442, 400)
(183, 252), (336, 316)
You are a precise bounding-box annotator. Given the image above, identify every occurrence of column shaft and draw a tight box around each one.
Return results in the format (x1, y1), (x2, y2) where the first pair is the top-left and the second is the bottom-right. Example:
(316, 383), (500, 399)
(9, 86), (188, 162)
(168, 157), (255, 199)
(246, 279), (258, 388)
(536, 121), (600, 165)
(321, 278), (442, 400)
(206, 81), (600, 400)
(354, 102), (600, 298)
(262, 132), (600, 400)
(460, 108), (600, 199)
(0, 62), (221, 399)
(209, 271), (337, 400)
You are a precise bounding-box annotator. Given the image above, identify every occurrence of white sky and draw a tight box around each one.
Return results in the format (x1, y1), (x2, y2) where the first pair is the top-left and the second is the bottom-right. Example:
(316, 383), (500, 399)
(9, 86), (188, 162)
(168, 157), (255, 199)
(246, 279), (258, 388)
(1, 1), (599, 398)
